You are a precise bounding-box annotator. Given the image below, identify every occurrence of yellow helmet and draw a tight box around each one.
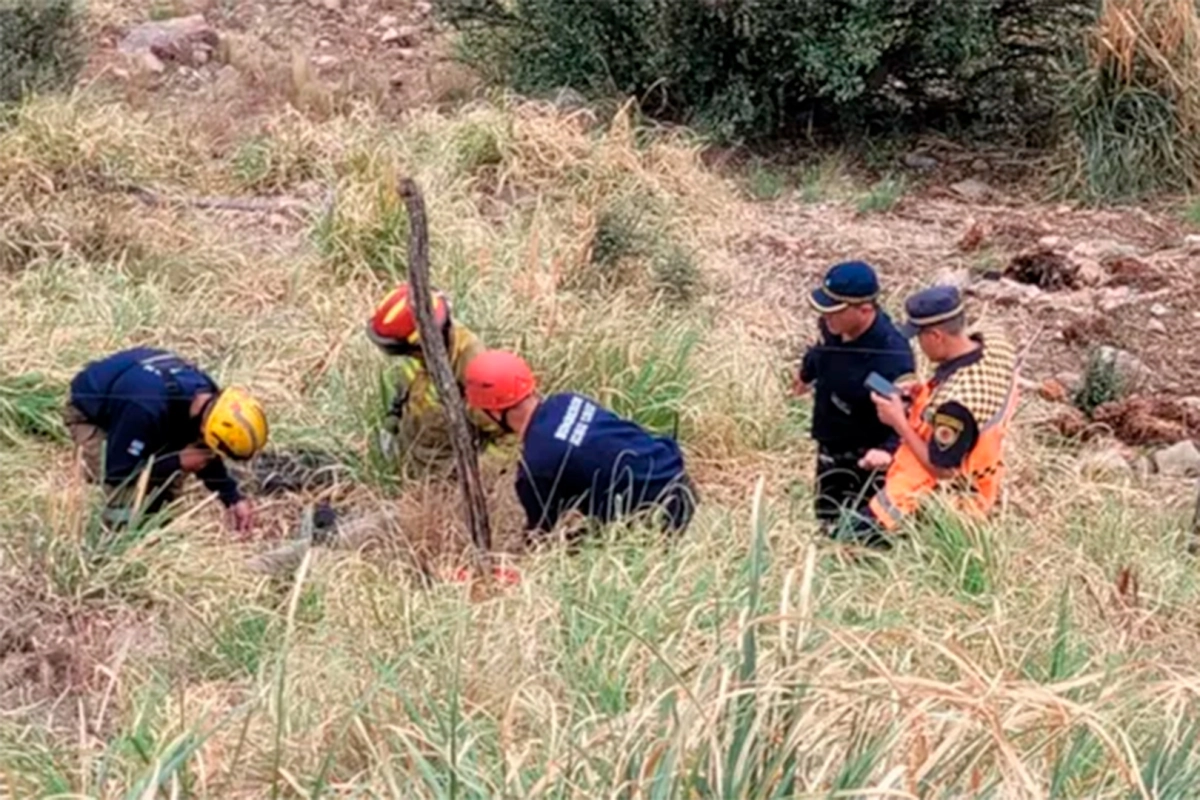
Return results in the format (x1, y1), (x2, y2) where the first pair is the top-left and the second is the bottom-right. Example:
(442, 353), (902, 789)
(202, 387), (268, 460)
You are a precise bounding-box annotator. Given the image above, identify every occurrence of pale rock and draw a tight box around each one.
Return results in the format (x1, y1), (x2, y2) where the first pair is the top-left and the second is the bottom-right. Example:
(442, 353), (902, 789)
(1098, 285), (1133, 313)
(1152, 440), (1200, 477)
(949, 178), (993, 203)
(903, 152), (939, 171)
(396, 47), (418, 60)
(119, 14), (219, 68)
(378, 14), (399, 28)
(1096, 345), (1152, 386)
(932, 267), (971, 290)
(1079, 446), (1134, 480)
(312, 54), (339, 67)
(1072, 256), (1105, 287)
(322, 0), (341, 10)
(1038, 235), (1069, 250)
(1185, 234), (1200, 253)
(141, 51), (166, 73)
(1071, 239), (1138, 262)
(1055, 371), (1083, 393)
(1148, 318), (1167, 335)
(1150, 302), (1170, 317)
(380, 27), (401, 43)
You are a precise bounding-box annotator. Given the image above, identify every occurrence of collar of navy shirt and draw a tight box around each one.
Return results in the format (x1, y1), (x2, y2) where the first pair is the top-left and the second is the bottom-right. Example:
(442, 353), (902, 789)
(931, 335), (985, 385)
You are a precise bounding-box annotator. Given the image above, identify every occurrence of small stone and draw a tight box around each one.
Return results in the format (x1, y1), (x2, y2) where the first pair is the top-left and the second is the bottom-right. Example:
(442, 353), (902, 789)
(1096, 345), (1152, 387)
(141, 51), (166, 73)
(1038, 235), (1069, 250)
(1148, 319), (1167, 335)
(312, 54), (339, 67)
(949, 178), (993, 203)
(378, 14), (399, 28)
(322, 0), (341, 10)
(1098, 286), (1134, 313)
(119, 14), (219, 68)
(389, 73), (405, 87)
(396, 47), (418, 60)
(1150, 303), (1170, 317)
(903, 152), (939, 172)
(932, 267), (971, 290)
(380, 27), (401, 43)
(1079, 446), (1134, 480)
(1184, 234), (1200, 252)
(1055, 372), (1084, 394)
(971, 158), (990, 173)
(1152, 440), (1200, 477)
(318, 38), (332, 48)
(1072, 256), (1105, 287)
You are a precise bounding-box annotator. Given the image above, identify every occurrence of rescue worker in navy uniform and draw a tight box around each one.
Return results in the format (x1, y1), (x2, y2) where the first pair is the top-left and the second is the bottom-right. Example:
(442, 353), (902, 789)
(64, 348), (269, 533)
(461, 350), (696, 544)
(794, 261), (916, 533)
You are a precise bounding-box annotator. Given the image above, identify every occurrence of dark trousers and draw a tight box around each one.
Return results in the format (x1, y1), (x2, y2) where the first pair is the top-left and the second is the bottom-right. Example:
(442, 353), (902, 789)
(814, 446), (883, 526)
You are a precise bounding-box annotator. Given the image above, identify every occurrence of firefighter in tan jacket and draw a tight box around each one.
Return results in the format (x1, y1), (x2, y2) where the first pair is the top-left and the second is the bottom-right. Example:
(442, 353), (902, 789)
(841, 285), (1019, 547)
(365, 284), (502, 478)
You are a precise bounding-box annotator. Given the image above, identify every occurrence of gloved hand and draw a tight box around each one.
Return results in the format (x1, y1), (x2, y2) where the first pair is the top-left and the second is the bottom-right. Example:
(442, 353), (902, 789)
(379, 388), (407, 458)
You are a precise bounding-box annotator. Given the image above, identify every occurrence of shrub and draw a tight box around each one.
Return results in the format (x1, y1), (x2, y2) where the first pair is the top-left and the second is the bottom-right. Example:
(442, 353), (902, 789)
(0, 1), (84, 104)
(435, 0), (1092, 141)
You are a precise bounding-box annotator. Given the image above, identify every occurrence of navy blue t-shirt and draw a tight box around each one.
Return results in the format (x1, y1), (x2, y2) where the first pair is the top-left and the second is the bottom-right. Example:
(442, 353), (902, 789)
(800, 310), (916, 454)
(69, 348), (241, 506)
(516, 393), (688, 532)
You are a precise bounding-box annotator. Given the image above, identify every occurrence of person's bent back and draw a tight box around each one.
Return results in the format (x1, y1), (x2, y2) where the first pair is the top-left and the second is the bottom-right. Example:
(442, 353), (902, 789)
(462, 350), (697, 543)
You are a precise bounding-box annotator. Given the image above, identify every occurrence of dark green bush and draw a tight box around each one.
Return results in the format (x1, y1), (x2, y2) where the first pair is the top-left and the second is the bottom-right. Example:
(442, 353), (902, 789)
(436, 0), (1093, 141)
(0, 0), (84, 104)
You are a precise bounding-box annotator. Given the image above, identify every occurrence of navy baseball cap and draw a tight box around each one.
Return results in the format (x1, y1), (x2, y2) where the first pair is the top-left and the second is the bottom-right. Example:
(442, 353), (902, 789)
(809, 261), (880, 313)
(898, 285), (966, 337)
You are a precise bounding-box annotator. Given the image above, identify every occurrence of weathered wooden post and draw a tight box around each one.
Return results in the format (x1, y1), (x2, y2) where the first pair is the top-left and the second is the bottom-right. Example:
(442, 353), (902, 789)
(398, 178), (493, 565)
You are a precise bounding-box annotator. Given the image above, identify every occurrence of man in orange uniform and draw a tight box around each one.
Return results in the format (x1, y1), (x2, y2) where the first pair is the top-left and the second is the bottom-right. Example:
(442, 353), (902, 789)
(842, 285), (1018, 547)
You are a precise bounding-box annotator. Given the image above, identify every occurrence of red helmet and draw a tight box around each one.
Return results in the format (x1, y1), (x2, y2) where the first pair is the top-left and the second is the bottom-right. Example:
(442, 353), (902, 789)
(464, 350), (537, 412)
(366, 284), (450, 355)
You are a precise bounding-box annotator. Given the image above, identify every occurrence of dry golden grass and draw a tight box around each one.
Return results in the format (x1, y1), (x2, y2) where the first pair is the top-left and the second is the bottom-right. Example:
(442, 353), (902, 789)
(2, 57), (1200, 799)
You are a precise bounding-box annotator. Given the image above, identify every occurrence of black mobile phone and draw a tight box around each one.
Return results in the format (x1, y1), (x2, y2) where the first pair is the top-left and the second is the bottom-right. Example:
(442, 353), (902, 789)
(864, 371), (899, 397)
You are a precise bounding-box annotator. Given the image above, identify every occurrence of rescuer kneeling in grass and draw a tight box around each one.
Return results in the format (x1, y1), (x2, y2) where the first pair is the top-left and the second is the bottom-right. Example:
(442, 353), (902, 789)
(839, 286), (1019, 548)
(366, 283), (501, 477)
(64, 348), (268, 533)
(462, 350), (697, 545)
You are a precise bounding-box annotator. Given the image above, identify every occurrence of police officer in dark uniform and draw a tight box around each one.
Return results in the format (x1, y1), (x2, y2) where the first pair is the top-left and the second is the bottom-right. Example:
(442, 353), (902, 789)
(794, 261), (916, 532)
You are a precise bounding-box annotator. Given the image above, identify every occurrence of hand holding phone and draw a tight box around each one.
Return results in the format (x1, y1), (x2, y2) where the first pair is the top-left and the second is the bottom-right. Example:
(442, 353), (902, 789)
(864, 371), (899, 397)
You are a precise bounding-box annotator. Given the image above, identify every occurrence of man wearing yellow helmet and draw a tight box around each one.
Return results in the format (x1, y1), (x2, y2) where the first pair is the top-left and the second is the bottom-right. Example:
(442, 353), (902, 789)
(366, 283), (501, 477)
(65, 348), (268, 533)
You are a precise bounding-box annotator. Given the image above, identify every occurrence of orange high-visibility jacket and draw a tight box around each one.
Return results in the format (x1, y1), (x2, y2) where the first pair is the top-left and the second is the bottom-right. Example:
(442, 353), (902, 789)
(869, 325), (1019, 530)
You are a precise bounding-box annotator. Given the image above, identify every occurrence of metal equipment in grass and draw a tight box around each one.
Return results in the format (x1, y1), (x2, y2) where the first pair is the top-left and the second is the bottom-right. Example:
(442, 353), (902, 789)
(399, 178), (494, 563)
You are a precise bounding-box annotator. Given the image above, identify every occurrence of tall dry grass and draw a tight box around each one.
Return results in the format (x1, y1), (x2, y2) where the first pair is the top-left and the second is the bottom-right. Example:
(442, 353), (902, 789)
(1061, 0), (1200, 200)
(1, 83), (1199, 798)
